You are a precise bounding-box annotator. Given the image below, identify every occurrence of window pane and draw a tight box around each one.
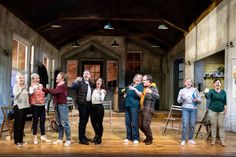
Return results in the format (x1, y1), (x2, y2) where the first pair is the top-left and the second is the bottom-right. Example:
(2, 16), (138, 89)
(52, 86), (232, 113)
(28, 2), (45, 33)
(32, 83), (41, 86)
(179, 71), (183, 79)
(127, 53), (133, 60)
(18, 43), (26, 71)
(95, 73), (100, 80)
(84, 65), (90, 71)
(90, 65), (95, 72)
(133, 53), (140, 61)
(133, 63), (140, 71)
(12, 39), (18, 69)
(179, 63), (184, 71)
(107, 61), (118, 82)
(95, 65), (100, 72)
(67, 60), (77, 86)
(178, 79), (184, 88)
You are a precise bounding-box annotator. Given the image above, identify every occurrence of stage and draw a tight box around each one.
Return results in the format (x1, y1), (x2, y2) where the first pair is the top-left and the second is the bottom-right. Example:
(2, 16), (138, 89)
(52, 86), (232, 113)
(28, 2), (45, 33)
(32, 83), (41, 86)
(0, 111), (235, 157)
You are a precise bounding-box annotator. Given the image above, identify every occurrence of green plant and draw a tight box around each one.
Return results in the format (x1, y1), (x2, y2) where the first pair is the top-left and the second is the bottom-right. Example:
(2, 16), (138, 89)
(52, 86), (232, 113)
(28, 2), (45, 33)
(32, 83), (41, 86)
(218, 66), (224, 73)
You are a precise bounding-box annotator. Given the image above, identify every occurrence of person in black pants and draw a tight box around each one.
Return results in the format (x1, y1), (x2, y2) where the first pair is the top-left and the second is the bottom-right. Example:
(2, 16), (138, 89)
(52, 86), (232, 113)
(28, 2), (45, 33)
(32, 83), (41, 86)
(71, 70), (94, 145)
(12, 73), (30, 147)
(90, 78), (106, 144)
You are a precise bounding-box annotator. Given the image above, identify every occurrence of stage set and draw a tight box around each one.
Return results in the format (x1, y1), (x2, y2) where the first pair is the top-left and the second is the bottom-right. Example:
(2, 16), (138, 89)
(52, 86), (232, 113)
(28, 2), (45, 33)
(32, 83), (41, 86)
(0, 110), (235, 157)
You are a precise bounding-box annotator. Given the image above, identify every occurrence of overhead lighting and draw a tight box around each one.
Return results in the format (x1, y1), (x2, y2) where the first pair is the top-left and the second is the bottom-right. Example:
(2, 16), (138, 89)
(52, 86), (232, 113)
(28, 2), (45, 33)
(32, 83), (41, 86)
(50, 24), (62, 28)
(72, 40), (80, 48)
(158, 24), (168, 30)
(104, 22), (114, 30)
(151, 45), (160, 48)
(110, 40), (119, 47)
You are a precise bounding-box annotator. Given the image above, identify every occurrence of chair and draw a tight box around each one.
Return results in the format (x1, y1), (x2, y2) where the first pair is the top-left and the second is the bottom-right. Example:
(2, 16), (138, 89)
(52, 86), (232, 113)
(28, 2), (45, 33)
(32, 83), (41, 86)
(103, 100), (112, 126)
(163, 104), (182, 134)
(0, 106), (14, 139)
(195, 110), (211, 140)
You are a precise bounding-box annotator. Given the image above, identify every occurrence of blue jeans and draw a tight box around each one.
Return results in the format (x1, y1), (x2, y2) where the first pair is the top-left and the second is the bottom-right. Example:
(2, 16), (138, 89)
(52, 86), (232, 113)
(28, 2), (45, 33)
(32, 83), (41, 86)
(181, 108), (197, 141)
(125, 106), (139, 140)
(55, 104), (71, 141)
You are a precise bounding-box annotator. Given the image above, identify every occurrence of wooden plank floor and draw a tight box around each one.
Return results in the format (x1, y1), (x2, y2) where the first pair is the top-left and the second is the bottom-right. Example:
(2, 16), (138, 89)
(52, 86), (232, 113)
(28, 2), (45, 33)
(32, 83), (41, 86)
(0, 111), (236, 157)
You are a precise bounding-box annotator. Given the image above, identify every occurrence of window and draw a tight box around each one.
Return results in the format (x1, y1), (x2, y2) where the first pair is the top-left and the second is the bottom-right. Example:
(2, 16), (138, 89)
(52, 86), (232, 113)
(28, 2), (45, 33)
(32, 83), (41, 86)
(107, 61), (118, 87)
(84, 64), (101, 82)
(11, 38), (29, 88)
(126, 52), (141, 71)
(67, 60), (77, 86)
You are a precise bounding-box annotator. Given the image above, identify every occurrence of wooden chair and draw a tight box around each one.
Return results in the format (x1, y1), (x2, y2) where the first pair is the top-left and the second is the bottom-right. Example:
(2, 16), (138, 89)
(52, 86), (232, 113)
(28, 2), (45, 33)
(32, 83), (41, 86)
(0, 106), (14, 139)
(195, 110), (211, 140)
(163, 104), (182, 134)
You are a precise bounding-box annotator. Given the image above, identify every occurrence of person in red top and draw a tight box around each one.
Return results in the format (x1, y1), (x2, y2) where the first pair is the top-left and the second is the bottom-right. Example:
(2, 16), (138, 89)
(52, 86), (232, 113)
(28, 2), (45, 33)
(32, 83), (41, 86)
(29, 73), (51, 144)
(43, 72), (71, 147)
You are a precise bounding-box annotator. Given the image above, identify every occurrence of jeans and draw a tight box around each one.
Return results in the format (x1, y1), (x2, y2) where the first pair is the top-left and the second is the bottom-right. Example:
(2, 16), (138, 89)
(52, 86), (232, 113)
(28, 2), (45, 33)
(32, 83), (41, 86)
(125, 106), (139, 140)
(31, 105), (46, 135)
(181, 108), (197, 141)
(55, 104), (71, 141)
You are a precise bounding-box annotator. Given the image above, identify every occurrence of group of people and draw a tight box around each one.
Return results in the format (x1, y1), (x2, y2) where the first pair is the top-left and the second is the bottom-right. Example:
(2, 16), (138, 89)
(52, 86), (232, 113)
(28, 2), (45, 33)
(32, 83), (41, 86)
(11, 70), (227, 148)
(177, 78), (227, 146)
(12, 70), (106, 147)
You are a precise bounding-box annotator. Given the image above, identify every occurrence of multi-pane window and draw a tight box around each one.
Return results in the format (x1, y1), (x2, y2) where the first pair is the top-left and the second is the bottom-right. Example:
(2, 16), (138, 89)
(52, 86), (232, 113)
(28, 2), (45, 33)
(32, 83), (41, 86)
(84, 64), (100, 82)
(67, 60), (77, 86)
(107, 61), (118, 87)
(126, 52), (141, 71)
(12, 39), (27, 72)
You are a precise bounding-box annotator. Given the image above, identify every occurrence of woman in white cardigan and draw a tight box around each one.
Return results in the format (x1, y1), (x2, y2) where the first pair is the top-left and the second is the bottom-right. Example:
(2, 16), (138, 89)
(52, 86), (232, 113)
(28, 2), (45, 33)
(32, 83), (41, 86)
(13, 72), (30, 147)
(90, 78), (106, 145)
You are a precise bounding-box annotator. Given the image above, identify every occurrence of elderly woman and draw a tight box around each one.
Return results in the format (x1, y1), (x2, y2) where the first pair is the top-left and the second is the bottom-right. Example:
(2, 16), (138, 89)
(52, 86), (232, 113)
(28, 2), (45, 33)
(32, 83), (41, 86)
(13, 73), (30, 147)
(177, 78), (201, 146)
(204, 79), (227, 146)
(123, 74), (143, 144)
(29, 73), (51, 144)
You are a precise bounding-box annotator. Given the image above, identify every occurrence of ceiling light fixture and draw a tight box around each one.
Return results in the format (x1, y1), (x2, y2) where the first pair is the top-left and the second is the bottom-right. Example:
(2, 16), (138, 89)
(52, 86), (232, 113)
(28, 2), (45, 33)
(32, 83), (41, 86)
(50, 24), (62, 28)
(110, 40), (119, 47)
(158, 24), (168, 30)
(72, 40), (80, 48)
(151, 45), (160, 48)
(104, 22), (114, 30)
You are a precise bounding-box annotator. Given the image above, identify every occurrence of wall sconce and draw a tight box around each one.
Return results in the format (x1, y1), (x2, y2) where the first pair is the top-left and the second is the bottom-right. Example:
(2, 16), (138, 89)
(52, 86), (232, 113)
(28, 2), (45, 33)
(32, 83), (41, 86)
(226, 41), (234, 48)
(0, 48), (10, 57)
(185, 60), (191, 65)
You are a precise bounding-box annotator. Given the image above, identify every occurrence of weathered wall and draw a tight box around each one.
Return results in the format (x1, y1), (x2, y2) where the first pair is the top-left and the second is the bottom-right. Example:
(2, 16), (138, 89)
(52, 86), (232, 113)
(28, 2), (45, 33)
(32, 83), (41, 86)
(185, 0), (236, 132)
(0, 5), (59, 121)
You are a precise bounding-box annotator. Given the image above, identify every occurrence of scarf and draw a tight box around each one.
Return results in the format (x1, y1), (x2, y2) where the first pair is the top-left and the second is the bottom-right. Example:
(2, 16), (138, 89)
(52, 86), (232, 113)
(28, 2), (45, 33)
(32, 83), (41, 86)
(140, 83), (156, 107)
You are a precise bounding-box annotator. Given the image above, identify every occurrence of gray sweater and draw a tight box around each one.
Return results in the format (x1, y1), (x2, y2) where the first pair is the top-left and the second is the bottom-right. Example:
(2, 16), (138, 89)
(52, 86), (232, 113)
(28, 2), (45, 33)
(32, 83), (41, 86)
(13, 84), (30, 109)
(177, 87), (201, 109)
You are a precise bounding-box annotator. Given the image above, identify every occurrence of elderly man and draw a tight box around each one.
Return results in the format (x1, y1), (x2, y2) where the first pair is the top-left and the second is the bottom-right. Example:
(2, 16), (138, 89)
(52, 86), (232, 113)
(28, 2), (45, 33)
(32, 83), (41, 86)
(71, 70), (94, 145)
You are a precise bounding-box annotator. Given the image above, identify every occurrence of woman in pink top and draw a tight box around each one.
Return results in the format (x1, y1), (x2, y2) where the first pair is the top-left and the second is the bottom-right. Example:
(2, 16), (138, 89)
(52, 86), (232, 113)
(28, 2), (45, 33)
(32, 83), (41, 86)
(29, 73), (51, 144)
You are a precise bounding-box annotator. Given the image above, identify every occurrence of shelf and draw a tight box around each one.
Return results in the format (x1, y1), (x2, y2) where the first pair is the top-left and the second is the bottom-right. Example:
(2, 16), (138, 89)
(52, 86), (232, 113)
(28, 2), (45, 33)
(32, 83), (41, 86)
(204, 76), (224, 80)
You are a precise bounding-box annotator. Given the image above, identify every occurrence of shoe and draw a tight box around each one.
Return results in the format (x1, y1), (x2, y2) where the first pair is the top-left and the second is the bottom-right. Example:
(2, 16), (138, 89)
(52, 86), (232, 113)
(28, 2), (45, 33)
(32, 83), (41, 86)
(41, 136), (52, 143)
(143, 138), (148, 143)
(133, 140), (139, 144)
(34, 136), (38, 144)
(79, 140), (89, 145)
(53, 139), (63, 145)
(94, 138), (102, 145)
(93, 135), (99, 143)
(145, 140), (153, 145)
(211, 139), (216, 145)
(181, 141), (185, 146)
(188, 139), (196, 145)
(16, 143), (23, 147)
(123, 139), (129, 143)
(221, 140), (226, 146)
(64, 140), (71, 147)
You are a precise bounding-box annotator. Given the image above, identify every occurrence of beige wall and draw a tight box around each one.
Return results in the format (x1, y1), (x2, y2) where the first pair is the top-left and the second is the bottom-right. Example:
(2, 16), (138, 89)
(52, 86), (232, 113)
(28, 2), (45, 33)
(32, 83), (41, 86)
(185, 0), (236, 132)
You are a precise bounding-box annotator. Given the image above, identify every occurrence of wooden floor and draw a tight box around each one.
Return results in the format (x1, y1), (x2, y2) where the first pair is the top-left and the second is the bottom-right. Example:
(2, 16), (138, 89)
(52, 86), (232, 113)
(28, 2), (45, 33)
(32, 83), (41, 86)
(0, 110), (236, 157)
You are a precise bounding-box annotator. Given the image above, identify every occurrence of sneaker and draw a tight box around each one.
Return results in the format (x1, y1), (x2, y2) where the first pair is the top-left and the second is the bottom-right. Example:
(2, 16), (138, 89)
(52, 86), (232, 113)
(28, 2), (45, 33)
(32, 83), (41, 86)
(64, 140), (71, 147)
(34, 136), (38, 144)
(133, 140), (139, 144)
(221, 140), (226, 146)
(188, 139), (196, 145)
(181, 141), (185, 146)
(211, 139), (216, 145)
(16, 143), (23, 148)
(123, 139), (129, 143)
(53, 139), (63, 145)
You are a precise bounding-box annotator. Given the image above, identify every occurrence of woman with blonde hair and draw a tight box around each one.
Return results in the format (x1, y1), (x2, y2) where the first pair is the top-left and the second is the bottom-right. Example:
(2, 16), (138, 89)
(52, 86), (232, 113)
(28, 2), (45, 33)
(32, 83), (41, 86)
(177, 78), (201, 146)
(13, 72), (30, 147)
(29, 73), (51, 144)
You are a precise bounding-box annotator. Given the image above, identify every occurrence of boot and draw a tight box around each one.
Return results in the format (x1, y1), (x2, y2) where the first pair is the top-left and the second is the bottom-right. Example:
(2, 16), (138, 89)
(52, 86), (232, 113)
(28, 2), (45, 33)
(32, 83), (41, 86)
(145, 137), (153, 145)
(93, 135), (99, 143)
(94, 137), (102, 145)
